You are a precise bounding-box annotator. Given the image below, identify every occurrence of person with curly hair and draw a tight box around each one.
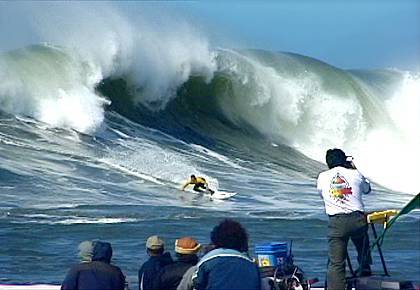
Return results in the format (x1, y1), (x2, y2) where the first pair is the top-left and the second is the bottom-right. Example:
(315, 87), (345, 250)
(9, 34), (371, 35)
(191, 219), (261, 290)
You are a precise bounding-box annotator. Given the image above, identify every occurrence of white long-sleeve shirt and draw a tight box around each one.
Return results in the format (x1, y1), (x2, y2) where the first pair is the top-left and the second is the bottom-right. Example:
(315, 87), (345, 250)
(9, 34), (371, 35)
(317, 166), (371, 216)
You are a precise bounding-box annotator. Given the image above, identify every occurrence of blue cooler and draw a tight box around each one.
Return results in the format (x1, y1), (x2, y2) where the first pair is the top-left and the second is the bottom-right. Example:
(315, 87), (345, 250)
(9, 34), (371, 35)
(255, 242), (288, 268)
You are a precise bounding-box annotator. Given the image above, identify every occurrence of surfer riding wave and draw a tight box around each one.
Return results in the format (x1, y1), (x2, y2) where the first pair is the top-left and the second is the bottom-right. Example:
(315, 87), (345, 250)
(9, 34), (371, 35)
(181, 175), (215, 195)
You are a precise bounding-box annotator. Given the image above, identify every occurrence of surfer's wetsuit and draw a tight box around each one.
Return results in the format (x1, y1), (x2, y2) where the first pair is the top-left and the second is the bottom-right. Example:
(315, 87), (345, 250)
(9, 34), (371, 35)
(182, 177), (214, 194)
(193, 182), (207, 192)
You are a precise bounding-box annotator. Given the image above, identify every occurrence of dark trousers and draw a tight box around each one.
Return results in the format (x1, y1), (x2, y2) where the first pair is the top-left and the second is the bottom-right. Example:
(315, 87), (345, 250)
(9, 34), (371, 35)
(193, 183), (206, 192)
(327, 211), (372, 290)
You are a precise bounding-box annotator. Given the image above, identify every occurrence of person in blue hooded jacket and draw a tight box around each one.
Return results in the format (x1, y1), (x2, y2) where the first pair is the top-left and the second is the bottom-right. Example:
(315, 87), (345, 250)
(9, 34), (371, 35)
(192, 219), (261, 290)
(61, 241), (126, 290)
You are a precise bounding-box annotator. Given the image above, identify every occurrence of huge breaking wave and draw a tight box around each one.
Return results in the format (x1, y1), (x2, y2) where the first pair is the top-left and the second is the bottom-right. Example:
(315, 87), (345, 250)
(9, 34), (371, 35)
(0, 3), (419, 194)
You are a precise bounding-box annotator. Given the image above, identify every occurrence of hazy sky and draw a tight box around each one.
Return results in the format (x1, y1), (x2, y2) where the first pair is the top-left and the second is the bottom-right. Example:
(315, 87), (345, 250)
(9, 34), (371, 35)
(1, 1), (419, 70)
(150, 0), (420, 70)
(180, 0), (420, 68)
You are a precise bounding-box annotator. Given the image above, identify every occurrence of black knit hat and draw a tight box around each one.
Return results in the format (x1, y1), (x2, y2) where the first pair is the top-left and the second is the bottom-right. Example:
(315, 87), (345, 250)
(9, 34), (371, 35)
(326, 148), (347, 169)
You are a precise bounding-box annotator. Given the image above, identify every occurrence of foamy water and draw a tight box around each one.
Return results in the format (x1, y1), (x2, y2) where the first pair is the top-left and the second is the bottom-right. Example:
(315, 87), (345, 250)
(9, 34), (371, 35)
(0, 3), (418, 288)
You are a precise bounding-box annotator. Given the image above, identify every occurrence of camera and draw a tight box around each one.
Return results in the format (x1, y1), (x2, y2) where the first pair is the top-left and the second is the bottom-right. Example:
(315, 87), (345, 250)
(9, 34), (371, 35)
(344, 156), (355, 169)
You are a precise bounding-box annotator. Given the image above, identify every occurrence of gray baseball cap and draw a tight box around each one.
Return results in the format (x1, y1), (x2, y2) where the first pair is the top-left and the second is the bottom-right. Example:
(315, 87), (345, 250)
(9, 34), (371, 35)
(146, 235), (164, 250)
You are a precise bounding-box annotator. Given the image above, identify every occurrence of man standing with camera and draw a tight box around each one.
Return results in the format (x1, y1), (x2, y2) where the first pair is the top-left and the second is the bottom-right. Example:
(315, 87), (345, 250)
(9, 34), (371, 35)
(317, 148), (372, 290)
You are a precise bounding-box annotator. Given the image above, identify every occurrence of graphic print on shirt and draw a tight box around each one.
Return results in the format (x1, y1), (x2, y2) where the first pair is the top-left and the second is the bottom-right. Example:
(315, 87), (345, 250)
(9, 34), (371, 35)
(329, 173), (353, 202)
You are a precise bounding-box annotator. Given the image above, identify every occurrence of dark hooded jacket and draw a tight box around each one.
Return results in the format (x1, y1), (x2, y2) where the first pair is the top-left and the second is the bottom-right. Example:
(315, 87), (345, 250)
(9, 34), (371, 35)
(155, 254), (198, 290)
(138, 252), (173, 290)
(61, 241), (126, 290)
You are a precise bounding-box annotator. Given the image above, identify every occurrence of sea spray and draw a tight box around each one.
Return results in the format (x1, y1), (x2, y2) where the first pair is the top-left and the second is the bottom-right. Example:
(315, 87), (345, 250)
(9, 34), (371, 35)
(0, 3), (217, 131)
(0, 45), (108, 133)
(0, 3), (418, 193)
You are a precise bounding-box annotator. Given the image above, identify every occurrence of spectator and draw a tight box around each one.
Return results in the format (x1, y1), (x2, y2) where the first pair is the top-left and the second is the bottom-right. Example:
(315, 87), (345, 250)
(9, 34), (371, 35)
(78, 241), (94, 263)
(61, 241), (126, 290)
(155, 237), (201, 290)
(177, 245), (215, 290)
(193, 219), (261, 290)
(139, 235), (173, 290)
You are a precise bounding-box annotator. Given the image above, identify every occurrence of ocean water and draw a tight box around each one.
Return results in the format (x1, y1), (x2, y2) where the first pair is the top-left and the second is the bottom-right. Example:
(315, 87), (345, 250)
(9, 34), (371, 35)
(0, 5), (419, 289)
